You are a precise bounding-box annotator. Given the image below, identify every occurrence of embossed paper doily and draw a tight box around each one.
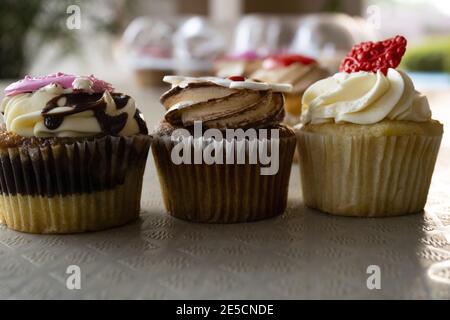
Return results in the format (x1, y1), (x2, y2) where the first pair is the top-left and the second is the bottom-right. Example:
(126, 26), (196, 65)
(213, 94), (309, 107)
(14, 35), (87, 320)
(0, 88), (449, 299)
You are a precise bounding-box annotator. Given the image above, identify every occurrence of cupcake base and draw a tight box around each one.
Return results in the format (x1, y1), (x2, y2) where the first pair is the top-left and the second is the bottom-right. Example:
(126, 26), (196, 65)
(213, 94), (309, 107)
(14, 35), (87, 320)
(0, 170), (142, 233)
(152, 128), (296, 223)
(295, 120), (443, 217)
(0, 134), (150, 233)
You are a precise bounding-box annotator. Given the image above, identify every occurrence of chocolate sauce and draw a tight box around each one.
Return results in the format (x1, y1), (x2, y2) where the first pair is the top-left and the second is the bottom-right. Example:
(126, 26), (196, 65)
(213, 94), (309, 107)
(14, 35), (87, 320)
(95, 109), (128, 134)
(114, 94), (130, 109)
(41, 92), (144, 135)
(134, 110), (149, 135)
(44, 115), (64, 130)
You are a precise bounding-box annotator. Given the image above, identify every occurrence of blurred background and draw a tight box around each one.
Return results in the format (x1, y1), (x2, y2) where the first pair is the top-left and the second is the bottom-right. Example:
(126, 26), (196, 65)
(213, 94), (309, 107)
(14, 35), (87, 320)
(2, 0), (450, 88)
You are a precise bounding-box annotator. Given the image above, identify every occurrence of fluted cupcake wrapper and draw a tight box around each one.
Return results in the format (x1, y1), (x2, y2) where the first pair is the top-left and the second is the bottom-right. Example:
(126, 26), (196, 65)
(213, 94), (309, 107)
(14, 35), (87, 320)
(296, 130), (442, 217)
(0, 135), (151, 233)
(152, 134), (297, 223)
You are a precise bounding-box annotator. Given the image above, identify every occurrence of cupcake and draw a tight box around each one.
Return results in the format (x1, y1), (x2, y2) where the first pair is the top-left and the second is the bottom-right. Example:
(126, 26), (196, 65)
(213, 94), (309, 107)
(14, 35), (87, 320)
(152, 75), (296, 223)
(251, 54), (329, 127)
(295, 36), (443, 217)
(214, 51), (264, 78)
(0, 73), (150, 233)
(121, 17), (175, 87)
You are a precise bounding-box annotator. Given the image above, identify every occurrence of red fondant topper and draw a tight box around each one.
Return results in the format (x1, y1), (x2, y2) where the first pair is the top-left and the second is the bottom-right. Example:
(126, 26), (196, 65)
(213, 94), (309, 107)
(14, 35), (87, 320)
(339, 35), (407, 75)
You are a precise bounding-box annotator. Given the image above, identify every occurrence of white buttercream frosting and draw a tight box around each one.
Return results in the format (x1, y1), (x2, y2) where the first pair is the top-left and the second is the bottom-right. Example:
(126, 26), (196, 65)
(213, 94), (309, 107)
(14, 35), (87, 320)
(72, 77), (93, 91)
(301, 68), (431, 125)
(0, 84), (144, 137)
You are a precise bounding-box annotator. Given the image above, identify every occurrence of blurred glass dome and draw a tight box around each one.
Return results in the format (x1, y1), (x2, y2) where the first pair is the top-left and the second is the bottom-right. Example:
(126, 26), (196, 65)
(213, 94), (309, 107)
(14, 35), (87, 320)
(120, 16), (179, 72)
(232, 15), (281, 55)
(289, 13), (378, 71)
(173, 17), (226, 74)
(122, 16), (176, 58)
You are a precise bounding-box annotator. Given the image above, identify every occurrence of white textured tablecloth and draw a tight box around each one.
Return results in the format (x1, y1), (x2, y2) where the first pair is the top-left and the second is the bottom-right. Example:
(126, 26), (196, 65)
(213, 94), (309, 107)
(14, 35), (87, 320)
(0, 85), (449, 299)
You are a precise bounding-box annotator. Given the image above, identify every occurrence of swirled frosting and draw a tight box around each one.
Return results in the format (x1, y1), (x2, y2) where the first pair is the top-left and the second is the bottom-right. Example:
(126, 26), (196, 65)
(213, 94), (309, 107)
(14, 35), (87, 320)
(1, 74), (148, 137)
(301, 68), (431, 125)
(251, 62), (329, 94)
(161, 76), (289, 129)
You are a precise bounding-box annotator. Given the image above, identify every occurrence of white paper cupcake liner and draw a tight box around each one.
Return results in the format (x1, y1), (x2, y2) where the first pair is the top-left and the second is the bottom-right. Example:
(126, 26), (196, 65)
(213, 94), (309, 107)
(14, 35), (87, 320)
(296, 130), (442, 217)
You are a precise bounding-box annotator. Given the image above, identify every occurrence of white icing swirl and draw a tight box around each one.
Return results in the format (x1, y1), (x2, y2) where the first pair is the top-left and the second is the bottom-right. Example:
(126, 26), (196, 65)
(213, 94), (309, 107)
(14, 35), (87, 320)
(163, 76), (293, 93)
(72, 77), (93, 91)
(301, 68), (431, 125)
(0, 84), (144, 137)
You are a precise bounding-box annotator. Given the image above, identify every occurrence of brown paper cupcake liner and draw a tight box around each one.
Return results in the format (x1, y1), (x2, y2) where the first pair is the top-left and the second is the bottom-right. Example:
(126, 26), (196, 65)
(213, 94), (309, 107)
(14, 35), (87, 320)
(152, 134), (296, 223)
(296, 130), (442, 217)
(0, 135), (151, 233)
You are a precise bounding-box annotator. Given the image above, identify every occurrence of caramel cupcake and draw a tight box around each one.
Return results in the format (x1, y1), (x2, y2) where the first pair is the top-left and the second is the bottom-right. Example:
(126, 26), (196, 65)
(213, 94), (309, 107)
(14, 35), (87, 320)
(251, 54), (329, 127)
(152, 76), (296, 223)
(214, 51), (264, 78)
(0, 73), (150, 233)
(295, 36), (443, 217)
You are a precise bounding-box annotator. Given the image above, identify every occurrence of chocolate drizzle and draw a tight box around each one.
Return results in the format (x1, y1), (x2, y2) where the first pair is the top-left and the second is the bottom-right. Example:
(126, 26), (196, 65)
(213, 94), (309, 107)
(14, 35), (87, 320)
(114, 94), (131, 109)
(94, 108), (128, 134)
(44, 115), (64, 130)
(134, 110), (149, 135)
(41, 92), (145, 135)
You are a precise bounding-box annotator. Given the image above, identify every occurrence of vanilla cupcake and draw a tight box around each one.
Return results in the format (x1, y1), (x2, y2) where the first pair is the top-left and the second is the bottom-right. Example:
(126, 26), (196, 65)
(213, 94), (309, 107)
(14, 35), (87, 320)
(251, 54), (329, 127)
(152, 76), (296, 223)
(295, 36), (443, 217)
(0, 73), (150, 233)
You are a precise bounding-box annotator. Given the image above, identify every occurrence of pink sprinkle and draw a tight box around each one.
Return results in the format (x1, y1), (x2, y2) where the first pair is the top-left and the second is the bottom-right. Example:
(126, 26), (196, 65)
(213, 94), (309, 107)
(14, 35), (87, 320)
(5, 73), (114, 96)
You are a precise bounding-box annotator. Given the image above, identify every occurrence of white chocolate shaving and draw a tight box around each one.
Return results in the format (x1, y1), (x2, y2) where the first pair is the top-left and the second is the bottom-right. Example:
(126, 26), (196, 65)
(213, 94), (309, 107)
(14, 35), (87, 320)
(163, 76), (292, 93)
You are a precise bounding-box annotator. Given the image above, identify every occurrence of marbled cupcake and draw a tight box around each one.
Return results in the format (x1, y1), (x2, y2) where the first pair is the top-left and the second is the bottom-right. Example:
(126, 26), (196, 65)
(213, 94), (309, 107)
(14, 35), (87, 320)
(152, 76), (297, 223)
(0, 73), (150, 233)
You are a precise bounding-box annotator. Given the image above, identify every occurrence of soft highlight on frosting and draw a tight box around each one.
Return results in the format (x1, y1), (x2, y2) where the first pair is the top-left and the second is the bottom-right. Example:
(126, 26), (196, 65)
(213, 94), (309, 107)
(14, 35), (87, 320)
(1, 79), (147, 137)
(160, 77), (286, 129)
(301, 68), (431, 125)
